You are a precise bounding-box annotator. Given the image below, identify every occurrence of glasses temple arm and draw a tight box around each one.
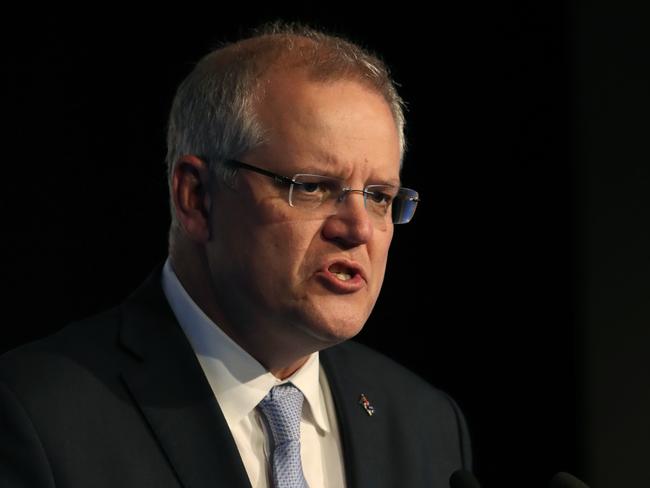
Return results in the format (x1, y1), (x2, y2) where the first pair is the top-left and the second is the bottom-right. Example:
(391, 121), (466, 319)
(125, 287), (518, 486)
(224, 159), (304, 187)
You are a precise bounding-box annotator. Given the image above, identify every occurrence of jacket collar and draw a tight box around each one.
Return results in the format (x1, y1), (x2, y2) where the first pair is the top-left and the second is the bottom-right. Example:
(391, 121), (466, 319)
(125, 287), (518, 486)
(118, 265), (251, 488)
(321, 345), (390, 488)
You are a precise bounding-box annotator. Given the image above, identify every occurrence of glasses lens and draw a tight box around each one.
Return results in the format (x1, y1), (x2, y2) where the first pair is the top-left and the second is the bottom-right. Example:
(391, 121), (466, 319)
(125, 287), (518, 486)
(391, 188), (419, 224)
(290, 175), (418, 225)
(290, 174), (342, 209)
(364, 185), (399, 218)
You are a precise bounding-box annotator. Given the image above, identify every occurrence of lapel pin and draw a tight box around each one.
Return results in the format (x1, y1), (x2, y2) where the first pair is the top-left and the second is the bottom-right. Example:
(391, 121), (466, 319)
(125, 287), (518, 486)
(358, 393), (375, 416)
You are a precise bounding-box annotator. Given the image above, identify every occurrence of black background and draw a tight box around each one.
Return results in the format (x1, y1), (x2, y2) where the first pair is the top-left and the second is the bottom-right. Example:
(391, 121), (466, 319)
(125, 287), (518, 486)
(1, 3), (648, 488)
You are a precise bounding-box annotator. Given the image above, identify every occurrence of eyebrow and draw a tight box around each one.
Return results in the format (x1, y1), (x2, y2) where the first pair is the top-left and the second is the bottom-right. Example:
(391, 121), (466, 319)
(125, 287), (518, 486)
(292, 166), (401, 187)
(377, 176), (402, 187)
(293, 151), (402, 187)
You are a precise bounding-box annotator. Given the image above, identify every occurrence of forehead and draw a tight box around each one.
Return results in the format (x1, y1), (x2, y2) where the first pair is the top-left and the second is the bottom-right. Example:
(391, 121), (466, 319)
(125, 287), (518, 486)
(250, 70), (401, 180)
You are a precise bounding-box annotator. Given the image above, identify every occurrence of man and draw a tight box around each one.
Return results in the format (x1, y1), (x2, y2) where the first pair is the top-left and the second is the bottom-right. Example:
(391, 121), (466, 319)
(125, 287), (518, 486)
(0, 23), (472, 487)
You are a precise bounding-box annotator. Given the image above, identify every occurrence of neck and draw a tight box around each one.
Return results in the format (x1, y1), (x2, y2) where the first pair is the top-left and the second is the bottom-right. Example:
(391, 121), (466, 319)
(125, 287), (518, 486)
(169, 248), (317, 381)
(268, 356), (310, 380)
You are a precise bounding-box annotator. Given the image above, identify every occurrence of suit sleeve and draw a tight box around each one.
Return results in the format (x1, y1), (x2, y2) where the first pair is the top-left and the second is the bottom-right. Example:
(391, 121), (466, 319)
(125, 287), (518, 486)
(445, 392), (473, 471)
(0, 381), (56, 488)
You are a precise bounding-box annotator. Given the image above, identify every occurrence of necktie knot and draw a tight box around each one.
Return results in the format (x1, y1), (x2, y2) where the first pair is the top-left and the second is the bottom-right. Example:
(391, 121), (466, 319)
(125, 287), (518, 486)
(257, 383), (309, 488)
(258, 383), (304, 445)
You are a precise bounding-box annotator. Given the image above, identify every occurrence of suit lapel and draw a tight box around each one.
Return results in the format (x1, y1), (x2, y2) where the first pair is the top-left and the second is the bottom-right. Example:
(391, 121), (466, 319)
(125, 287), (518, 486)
(118, 268), (251, 488)
(321, 345), (392, 488)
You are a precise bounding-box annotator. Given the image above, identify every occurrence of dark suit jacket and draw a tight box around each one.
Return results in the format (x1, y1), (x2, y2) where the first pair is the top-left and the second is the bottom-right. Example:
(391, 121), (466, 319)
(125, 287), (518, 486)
(0, 268), (472, 487)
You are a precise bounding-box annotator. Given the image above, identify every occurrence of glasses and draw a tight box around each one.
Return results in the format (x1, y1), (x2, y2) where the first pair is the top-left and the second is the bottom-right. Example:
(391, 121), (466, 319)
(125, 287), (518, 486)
(223, 159), (420, 225)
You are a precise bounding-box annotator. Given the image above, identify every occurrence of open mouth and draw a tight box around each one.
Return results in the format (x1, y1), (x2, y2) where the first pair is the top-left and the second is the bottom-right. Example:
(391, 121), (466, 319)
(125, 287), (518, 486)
(328, 263), (357, 282)
(317, 260), (365, 293)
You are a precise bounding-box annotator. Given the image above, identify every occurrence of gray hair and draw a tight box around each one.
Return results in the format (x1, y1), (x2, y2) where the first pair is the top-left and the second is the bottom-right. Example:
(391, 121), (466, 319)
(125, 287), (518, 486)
(165, 21), (407, 237)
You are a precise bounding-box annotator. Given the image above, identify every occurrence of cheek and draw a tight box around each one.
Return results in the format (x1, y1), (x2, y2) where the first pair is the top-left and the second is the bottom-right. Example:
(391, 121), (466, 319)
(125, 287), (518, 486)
(370, 230), (394, 286)
(249, 220), (319, 284)
(222, 196), (300, 258)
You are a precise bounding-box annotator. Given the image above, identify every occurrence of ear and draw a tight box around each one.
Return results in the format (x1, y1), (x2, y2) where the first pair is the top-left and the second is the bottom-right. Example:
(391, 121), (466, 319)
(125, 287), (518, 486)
(171, 155), (212, 243)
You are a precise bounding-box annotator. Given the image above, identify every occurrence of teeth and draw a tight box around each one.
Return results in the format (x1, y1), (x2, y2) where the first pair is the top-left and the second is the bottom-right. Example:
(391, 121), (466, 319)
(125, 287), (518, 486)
(333, 272), (352, 281)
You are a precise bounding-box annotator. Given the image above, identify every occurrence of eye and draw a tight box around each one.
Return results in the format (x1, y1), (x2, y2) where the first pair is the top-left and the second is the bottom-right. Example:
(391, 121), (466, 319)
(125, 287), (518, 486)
(294, 179), (338, 196)
(367, 190), (393, 205)
(300, 182), (323, 194)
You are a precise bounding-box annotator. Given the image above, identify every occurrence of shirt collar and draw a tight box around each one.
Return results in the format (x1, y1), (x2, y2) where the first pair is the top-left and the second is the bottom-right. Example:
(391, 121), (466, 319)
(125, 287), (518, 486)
(161, 258), (330, 433)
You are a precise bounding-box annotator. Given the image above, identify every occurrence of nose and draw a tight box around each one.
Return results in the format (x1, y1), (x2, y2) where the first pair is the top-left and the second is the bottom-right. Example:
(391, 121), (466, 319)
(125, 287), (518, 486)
(321, 190), (374, 247)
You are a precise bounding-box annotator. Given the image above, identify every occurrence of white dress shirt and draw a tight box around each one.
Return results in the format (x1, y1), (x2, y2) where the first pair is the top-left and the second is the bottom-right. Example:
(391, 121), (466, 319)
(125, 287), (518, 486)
(161, 259), (346, 488)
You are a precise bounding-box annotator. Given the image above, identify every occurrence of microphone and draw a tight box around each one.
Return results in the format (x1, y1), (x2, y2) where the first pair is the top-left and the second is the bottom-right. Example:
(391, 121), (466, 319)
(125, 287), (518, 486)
(449, 469), (482, 488)
(549, 472), (590, 488)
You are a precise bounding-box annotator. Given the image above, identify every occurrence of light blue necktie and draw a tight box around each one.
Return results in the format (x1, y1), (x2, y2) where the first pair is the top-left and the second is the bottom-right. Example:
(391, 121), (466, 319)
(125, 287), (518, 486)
(258, 383), (309, 488)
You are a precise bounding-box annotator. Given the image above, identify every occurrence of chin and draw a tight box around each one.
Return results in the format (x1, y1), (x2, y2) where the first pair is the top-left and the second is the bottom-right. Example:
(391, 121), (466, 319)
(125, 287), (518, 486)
(287, 290), (377, 347)
(298, 309), (369, 347)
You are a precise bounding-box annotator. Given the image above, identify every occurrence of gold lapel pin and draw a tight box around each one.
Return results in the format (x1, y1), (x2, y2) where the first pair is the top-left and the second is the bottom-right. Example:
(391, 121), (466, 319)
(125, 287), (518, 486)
(358, 393), (375, 416)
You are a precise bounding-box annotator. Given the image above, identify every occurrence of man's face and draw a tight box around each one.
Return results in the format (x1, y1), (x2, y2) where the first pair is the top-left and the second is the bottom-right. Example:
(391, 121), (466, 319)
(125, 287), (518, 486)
(205, 71), (401, 353)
